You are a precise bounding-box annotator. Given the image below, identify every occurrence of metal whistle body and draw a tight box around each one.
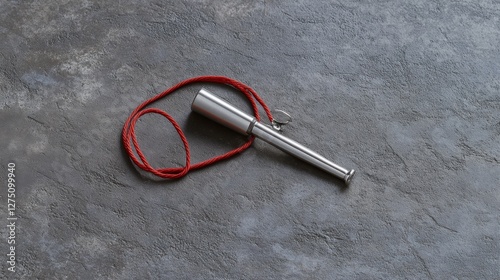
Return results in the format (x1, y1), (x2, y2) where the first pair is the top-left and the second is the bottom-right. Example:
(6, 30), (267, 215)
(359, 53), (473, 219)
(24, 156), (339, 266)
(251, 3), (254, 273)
(191, 88), (355, 184)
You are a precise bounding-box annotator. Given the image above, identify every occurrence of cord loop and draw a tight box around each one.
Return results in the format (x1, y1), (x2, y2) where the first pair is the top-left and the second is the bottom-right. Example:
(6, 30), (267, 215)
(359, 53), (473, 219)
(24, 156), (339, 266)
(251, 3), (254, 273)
(122, 76), (273, 179)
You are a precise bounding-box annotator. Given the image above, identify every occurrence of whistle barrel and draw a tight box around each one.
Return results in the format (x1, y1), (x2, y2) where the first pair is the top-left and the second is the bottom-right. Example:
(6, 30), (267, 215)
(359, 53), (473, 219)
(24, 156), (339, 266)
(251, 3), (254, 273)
(191, 88), (355, 184)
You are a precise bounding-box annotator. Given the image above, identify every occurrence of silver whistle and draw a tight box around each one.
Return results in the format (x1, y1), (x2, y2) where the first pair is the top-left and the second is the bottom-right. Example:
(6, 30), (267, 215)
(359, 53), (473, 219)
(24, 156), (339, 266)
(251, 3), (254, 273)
(191, 88), (356, 185)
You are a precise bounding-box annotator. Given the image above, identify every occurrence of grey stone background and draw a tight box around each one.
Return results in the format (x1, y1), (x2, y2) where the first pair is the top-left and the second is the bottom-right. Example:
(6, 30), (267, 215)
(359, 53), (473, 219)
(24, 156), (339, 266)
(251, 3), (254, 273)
(1, 0), (499, 279)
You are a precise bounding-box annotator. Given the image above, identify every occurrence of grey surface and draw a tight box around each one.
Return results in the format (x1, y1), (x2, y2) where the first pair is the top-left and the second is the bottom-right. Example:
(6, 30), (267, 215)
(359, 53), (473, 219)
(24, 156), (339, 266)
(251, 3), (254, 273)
(1, 0), (499, 279)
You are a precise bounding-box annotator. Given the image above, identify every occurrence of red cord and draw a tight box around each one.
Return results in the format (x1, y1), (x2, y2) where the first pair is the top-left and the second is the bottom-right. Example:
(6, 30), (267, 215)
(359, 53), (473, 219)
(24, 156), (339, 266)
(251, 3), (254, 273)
(122, 76), (274, 179)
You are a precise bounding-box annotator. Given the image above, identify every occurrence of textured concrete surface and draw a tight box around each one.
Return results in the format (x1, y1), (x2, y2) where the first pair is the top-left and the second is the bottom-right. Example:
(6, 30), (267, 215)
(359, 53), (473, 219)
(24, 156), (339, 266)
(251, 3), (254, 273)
(1, 0), (500, 279)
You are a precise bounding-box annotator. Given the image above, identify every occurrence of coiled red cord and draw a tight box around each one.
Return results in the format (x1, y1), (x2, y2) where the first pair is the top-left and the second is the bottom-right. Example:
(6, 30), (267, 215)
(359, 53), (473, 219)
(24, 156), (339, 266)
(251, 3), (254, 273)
(122, 76), (274, 179)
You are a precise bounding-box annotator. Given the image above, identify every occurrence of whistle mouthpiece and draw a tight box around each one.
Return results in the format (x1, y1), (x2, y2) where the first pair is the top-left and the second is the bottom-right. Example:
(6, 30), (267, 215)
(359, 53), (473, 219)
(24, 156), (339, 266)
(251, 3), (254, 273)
(344, 169), (356, 184)
(192, 88), (356, 185)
